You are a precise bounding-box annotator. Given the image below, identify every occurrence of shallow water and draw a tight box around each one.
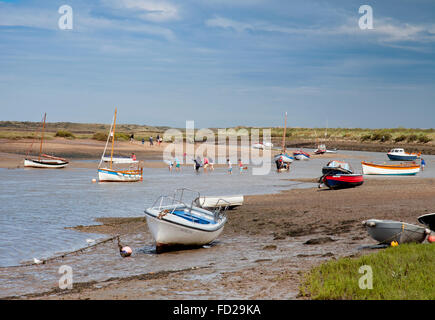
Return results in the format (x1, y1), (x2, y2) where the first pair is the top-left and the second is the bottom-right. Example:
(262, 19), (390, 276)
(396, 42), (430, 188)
(0, 149), (433, 297)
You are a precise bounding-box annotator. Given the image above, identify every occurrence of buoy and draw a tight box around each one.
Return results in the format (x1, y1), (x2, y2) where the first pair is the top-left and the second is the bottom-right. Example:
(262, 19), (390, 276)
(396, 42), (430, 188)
(428, 235), (435, 243)
(120, 246), (132, 257)
(390, 241), (399, 247)
(92, 179), (97, 183)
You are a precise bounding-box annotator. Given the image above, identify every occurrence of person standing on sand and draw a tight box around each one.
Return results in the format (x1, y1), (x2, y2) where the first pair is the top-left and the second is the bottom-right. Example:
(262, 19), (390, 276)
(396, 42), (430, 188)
(238, 159), (244, 174)
(141, 138), (145, 145)
(203, 157), (209, 173)
(149, 136), (153, 146)
(174, 157), (181, 172)
(156, 135), (160, 146)
(421, 158), (426, 171)
(131, 153), (136, 161)
(193, 159), (201, 173)
(209, 157), (214, 171)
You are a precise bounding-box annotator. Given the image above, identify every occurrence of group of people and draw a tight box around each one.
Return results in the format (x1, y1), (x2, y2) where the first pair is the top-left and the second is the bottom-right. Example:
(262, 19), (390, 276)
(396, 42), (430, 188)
(167, 156), (248, 174)
(140, 135), (163, 146)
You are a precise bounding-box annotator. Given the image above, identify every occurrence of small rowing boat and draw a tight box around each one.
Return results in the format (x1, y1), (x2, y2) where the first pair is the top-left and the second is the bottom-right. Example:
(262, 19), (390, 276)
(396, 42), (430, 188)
(387, 148), (421, 161)
(24, 113), (69, 168)
(361, 161), (420, 175)
(145, 189), (227, 252)
(194, 195), (244, 210)
(322, 160), (353, 175)
(362, 219), (430, 244)
(320, 174), (364, 190)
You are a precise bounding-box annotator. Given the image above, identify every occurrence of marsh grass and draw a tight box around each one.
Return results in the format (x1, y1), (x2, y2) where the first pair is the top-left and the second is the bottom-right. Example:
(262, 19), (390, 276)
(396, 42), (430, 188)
(299, 244), (435, 300)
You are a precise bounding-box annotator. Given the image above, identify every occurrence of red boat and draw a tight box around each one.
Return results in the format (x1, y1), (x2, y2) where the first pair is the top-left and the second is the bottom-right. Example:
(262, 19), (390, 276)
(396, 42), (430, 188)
(320, 174), (364, 190)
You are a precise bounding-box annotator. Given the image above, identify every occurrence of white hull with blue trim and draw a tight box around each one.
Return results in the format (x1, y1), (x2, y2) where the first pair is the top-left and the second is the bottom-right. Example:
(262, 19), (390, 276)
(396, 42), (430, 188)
(145, 202), (227, 250)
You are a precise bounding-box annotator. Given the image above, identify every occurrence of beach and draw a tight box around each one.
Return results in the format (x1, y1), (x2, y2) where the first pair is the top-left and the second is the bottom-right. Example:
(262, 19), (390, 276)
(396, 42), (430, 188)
(1, 175), (433, 300)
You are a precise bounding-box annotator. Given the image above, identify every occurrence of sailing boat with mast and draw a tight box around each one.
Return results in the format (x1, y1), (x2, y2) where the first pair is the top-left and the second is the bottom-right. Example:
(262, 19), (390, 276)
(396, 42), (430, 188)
(97, 109), (143, 182)
(24, 113), (69, 168)
(274, 112), (293, 170)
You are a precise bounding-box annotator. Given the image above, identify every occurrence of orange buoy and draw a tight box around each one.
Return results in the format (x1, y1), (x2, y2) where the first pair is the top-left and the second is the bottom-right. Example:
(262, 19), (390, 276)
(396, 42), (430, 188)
(428, 235), (435, 243)
(390, 241), (399, 247)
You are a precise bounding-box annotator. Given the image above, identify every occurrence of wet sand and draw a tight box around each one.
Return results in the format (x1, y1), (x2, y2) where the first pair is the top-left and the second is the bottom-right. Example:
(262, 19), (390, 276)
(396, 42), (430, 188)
(9, 177), (433, 300)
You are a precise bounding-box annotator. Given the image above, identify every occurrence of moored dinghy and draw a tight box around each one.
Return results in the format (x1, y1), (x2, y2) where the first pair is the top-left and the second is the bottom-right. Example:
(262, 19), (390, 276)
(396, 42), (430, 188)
(319, 161), (363, 189)
(361, 161), (420, 175)
(293, 150), (311, 160)
(24, 113), (69, 168)
(97, 109), (143, 182)
(145, 189), (228, 252)
(362, 219), (430, 244)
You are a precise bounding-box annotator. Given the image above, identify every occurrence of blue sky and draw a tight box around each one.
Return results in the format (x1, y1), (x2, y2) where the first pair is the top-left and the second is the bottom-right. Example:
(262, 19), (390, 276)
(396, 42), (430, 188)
(0, 0), (434, 128)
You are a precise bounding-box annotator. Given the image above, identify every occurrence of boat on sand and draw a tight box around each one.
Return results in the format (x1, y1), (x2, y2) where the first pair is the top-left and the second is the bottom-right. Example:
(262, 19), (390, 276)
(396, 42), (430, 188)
(145, 189), (227, 252)
(418, 213), (435, 232)
(194, 195), (244, 210)
(361, 161), (420, 175)
(362, 219), (430, 244)
(319, 161), (363, 189)
(387, 148), (421, 161)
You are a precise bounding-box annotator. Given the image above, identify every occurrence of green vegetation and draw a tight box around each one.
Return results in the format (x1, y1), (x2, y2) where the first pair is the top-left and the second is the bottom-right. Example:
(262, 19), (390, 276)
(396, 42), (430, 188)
(299, 244), (435, 300)
(0, 121), (434, 145)
(91, 132), (130, 141)
(55, 130), (75, 139)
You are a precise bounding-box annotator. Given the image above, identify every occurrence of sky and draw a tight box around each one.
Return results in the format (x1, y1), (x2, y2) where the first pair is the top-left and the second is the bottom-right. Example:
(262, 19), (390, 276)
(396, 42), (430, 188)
(0, 0), (434, 128)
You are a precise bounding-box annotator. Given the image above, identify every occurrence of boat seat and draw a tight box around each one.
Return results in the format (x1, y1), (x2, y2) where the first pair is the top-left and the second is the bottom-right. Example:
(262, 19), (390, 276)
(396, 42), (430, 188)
(171, 210), (216, 225)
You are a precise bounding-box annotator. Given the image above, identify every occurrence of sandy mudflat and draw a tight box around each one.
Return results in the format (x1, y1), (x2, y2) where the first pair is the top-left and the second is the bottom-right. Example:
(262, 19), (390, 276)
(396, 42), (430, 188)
(9, 177), (433, 300)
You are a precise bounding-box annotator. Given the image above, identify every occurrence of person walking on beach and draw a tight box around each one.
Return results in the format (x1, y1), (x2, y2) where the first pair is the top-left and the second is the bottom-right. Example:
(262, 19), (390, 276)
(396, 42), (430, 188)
(174, 157), (181, 172)
(131, 153), (136, 161)
(238, 159), (245, 174)
(149, 136), (153, 146)
(130, 133), (134, 143)
(156, 135), (161, 146)
(227, 159), (232, 174)
(421, 158), (426, 171)
(168, 160), (173, 172)
(193, 158), (201, 173)
(141, 138), (145, 145)
(203, 157), (209, 173)
(209, 157), (214, 171)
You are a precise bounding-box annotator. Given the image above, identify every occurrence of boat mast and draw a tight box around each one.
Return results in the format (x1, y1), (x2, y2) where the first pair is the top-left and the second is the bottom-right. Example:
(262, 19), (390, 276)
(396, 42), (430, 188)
(38, 113), (46, 160)
(110, 108), (117, 170)
(281, 112), (287, 153)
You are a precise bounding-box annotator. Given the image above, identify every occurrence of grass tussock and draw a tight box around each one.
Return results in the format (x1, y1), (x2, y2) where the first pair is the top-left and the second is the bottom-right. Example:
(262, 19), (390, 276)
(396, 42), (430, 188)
(54, 130), (75, 139)
(299, 244), (435, 300)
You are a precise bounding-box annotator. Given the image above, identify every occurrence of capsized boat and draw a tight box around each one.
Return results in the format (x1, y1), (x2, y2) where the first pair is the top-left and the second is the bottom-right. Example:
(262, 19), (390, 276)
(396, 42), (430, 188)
(145, 189), (227, 252)
(361, 161), (420, 175)
(293, 150), (311, 160)
(418, 213), (435, 232)
(97, 109), (143, 182)
(387, 148), (421, 161)
(320, 174), (364, 190)
(24, 113), (69, 169)
(194, 195), (244, 210)
(362, 219), (430, 244)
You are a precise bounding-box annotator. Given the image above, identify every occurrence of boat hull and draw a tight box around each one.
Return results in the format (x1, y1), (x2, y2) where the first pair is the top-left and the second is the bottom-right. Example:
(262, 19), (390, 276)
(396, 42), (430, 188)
(361, 162), (420, 175)
(24, 159), (69, 169)
(322, 174), (364, 189)
(98, 168), (142, 182)
(144, 209), (225, 250)
(363, 219), (429, 244)
(274, 154), (294, 163)
(387, 154), (418, 161)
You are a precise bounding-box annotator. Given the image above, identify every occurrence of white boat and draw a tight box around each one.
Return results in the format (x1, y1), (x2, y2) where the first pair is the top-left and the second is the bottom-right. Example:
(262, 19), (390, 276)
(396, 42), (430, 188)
(24, 113), (69, 168)
(145, 189), (227, 252)
(252, 142), (273, 150)
(97, 109), (143, 182)
(361, 161), (420, 175)
(194, 195), (244, 210)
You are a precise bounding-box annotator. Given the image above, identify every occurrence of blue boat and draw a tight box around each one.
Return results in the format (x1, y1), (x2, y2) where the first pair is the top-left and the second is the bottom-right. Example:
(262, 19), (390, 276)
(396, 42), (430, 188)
(387, 148), (421, 161)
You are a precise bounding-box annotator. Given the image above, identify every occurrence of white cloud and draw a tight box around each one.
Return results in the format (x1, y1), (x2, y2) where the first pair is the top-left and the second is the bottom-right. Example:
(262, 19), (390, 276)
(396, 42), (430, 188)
(101, 0), (179, 22)
(206, 15), (435, 44)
